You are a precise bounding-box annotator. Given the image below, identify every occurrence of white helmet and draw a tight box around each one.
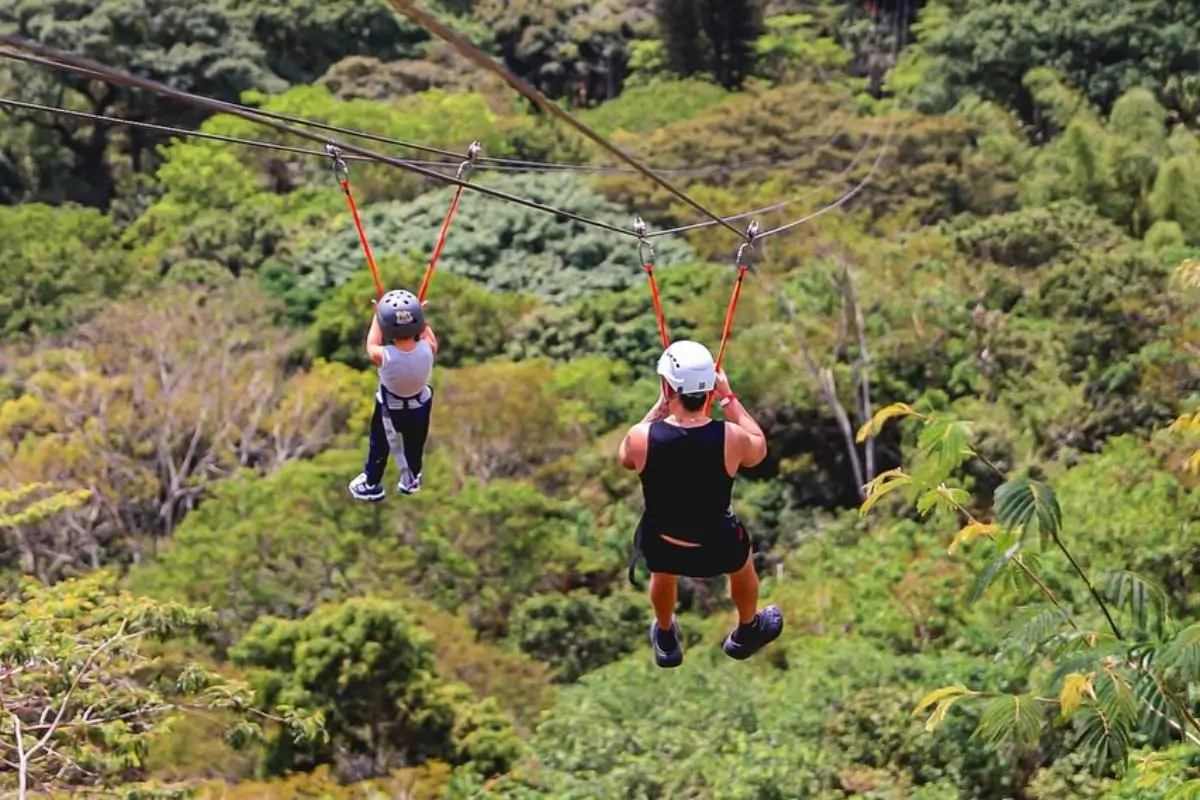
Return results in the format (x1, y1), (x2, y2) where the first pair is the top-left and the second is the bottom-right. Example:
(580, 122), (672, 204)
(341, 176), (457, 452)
(657, 340), (716, 395)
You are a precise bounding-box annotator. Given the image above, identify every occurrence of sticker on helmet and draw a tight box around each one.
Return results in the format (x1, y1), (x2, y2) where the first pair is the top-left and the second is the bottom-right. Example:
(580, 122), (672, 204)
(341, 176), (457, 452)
(396, 310), (414, 323)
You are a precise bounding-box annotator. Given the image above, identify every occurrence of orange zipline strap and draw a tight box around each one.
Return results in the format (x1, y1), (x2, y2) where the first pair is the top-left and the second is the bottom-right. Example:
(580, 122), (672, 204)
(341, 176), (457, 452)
(418, 140), (481, 302)
(327, 144), (384, 299)
(704, 222), (759, 415)
(634, 216), (670, 349)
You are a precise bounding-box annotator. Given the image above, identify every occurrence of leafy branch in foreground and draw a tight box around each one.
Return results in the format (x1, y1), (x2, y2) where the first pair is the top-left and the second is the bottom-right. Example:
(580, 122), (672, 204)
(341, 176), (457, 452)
(857, 402), (1200, 776)
(0, 572), (324, 799)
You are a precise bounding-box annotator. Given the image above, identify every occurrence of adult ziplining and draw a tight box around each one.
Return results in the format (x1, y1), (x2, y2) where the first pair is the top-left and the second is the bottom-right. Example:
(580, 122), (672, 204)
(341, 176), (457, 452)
(0, 0), (905, 666)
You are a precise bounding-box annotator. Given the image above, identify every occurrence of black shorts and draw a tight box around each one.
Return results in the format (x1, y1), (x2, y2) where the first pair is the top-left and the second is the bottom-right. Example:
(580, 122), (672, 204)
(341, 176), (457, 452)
(628, 512), (751, 584)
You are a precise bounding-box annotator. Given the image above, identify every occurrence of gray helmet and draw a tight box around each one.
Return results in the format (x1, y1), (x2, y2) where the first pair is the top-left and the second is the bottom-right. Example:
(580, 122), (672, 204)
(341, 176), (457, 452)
(376, 289), (425, 340)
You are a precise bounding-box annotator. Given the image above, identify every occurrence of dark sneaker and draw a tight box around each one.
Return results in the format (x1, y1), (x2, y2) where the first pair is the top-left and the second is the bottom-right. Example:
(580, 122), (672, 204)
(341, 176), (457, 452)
(650, 616), (684, 668)
(723, 605), (784, 661)
(348, 473), (384, 502)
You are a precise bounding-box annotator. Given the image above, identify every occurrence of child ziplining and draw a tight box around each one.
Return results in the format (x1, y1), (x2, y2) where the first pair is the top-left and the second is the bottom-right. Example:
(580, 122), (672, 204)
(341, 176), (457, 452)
(349, 289), (439, 501)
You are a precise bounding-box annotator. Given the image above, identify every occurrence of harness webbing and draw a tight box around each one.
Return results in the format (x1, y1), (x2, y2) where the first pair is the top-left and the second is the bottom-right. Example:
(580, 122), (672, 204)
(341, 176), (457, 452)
(417, 141), (481, 302)
(703, 226), (758, 415)
(634, 218), (671, 350)
(328, 144), (384, 299)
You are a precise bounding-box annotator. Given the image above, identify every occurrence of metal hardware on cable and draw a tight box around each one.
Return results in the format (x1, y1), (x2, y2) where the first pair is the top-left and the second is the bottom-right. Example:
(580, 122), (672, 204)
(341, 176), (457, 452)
(328, 143), (384, 298)
(418, 139), (481, 302)
(704, 221), (759, 414)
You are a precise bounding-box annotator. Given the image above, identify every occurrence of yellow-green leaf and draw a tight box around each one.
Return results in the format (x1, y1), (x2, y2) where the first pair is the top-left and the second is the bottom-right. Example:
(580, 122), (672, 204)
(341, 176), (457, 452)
(855, 402), (923, 443)
(1176, 258), (1200, 289)
(949, 522), (998, 554)
(913, 684), (974, 732)
(1058, 672), (1094, 718)
(1168, 412), (1200, 435)
(858, 468), (912, 517)
(913, 684), (972, 715)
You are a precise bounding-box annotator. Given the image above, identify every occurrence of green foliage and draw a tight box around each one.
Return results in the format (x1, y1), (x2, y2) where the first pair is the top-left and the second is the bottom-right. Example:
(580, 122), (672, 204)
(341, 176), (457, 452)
(510, 590), (650, 683)
(950, 200), (1133, 270)
(0, 0), (285, 208)
(922, 0), (1200, 125)
(470, 0), (651, 101)
(1019, 81), (1200, 241)
(506, 261), (729, 372)
(298, 172), (694, 302)
(577, 79), (731, 136)
(0, 571), (315, 796)
(237, 0), (434, 85)
(4, 4), (1200, 795)
(861, 404), (1200, 778)
(231, 596), (520, 778)
(755, 13), (853, 85)
(503, 639), (1014, 799)
(0, 204), (151, 341)
(0, 282), (364, 581)
(654, 0), (765, 90)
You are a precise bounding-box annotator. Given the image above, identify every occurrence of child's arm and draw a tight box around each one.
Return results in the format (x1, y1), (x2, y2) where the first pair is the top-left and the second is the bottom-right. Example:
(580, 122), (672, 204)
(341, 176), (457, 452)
(366, 308), (385, 366)
(420, 322), (439, 356)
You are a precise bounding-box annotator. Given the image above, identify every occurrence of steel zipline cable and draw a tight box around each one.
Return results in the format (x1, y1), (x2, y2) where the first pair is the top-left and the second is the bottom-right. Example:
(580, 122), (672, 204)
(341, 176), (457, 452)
(381, 0), (751, 241)
(0, 93), (855, 180)
(0, 0), (906, 247)
(0, 37), (642, 240)
(0, 46), (851, 179)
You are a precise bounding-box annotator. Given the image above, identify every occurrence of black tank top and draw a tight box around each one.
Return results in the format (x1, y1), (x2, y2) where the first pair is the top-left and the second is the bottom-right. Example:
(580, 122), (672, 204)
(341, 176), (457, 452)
(639, 420), (733, 528)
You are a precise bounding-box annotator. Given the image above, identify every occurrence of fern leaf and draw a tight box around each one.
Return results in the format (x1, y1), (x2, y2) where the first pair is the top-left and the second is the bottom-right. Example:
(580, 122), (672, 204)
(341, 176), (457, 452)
(1000, 605), (1071, 656)
(858, 468), (913, 517)
(1094, 666), (1142, 726)
(969, 539), (1022, 604)
(994, 477), (1063, 548)
(973, 694), (1043, 751)
(855, 402), (923, 443)
(1160, 622), (1200, 683)
(915, 417), (975, 482)
(1126, 665), (1181, 745)
(949, 522), (998, 555)
(1076, 704), (1133, 777)
(1164, 779), (1200, 800)
(1100, 570), (1171, 637)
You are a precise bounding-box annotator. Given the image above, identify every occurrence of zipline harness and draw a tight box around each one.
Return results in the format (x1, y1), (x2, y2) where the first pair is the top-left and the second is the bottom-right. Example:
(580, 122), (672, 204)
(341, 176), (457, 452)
(327, 140), (480, 305)
(418, 141), (481, 302)
(705, 222), (759, 415)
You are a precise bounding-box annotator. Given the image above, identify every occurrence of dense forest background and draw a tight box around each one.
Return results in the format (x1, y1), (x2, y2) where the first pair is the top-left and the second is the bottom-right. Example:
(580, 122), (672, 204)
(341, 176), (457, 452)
(2, 0), (1199, 797)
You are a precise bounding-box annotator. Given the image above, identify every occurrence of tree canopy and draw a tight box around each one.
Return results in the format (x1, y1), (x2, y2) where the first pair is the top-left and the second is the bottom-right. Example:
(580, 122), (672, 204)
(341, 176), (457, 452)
(2, 0), (1200, 797)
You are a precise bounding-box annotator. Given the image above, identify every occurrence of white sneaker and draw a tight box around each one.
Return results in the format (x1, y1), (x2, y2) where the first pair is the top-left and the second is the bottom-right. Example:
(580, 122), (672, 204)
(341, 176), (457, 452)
(348, 473), (384, 502)
(397, 469), (422, 495)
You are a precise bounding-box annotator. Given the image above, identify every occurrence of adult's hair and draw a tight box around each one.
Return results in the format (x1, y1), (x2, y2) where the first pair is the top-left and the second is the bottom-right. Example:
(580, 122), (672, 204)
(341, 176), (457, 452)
(679, 392), (707, 412)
